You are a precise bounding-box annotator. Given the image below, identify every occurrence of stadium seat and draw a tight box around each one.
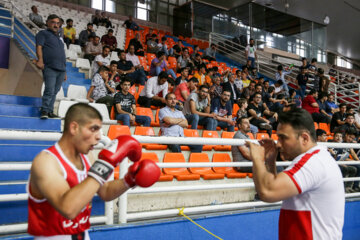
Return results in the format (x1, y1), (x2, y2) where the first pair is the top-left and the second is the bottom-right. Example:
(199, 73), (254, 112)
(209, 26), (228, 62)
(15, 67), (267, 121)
(181, 129), (200, 151)
(146, 53), (156, 65)
(140, 153), (173, 181)
(319, 123), (330, 135)
(256, 132), (270, 140)
(314, 122), (319, 129)
(202, 130), (219, 151)
(107, 125), (131, 139)
(75, 58), (91, 70)
(135, 85), (144, 102)
(69, 44), (82, 54)
(248, 132), (255, 139)
(232, 103), (239, 117)
(129, 85), (137, 96)
(271, 134), (278, 141)
(134, 126), (167, 150)
(188, 153), (225, 180)
(163, 153), (200, 181)
(212, 153), (247, 178)
(214, 131), (235, 151)
(66, 84), (88, 101)
(136, 107), (158, 127)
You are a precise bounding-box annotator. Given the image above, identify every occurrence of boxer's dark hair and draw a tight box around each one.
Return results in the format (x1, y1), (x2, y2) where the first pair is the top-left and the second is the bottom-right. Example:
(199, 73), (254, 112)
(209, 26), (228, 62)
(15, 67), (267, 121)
(64, 103), (102, 132)
(278, 108), (316, 142)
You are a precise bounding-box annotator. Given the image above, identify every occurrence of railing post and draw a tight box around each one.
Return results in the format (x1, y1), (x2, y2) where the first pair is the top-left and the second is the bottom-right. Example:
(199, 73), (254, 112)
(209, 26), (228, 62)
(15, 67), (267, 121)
(105, 174), (114, 225)
(118, 158), (129, 224)
(10, 4), (14, 38)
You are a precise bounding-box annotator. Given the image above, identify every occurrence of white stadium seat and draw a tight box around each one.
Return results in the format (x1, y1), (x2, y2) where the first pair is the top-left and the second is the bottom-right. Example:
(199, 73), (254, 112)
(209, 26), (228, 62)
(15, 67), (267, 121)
(76, 58), (91, 70)
(66, 84), (89, 102)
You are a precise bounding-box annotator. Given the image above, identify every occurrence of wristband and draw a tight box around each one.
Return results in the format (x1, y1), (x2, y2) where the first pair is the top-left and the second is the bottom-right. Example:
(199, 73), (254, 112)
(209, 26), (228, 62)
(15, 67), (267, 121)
(87, 160), (114, 185)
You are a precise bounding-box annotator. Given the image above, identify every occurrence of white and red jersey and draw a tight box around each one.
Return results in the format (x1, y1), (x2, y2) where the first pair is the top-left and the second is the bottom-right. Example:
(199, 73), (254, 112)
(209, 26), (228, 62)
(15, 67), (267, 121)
(280, 145), (345, 240)
(28, 143), (92, 238)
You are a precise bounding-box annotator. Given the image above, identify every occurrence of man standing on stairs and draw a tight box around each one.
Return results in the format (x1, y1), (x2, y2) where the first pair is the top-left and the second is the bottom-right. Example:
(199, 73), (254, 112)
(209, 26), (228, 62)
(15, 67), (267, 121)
(34, 14), (66, 120)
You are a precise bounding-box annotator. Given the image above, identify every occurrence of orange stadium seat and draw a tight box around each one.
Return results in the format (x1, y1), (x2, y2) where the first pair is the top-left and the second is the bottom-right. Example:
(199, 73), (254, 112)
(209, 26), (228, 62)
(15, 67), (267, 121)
(271, 134), (278, 141)
(181, 129), (200, 151)
(214, 131), (235, 151)
(256, 132), (270, 140)
(135, 85), (144, 103)
(163, 153), (200, 181)
(189, 153), (225, 180)
(319, 123), (330, 135)
(248, 132), (255, 139)
(134, 126), (167, 150)
(212, 153), (247, 178)
(136, 107), (159, 127)
(314, 122), (319, 129)
(141, 152), (173, 181)
(232, 104), (239, 117)
(146, 53), (156, 65)
(202, 130), (219, 151)
(107, 125), (131, 139)
(129, 85), (137, 96)
(110, 106), (116, 120)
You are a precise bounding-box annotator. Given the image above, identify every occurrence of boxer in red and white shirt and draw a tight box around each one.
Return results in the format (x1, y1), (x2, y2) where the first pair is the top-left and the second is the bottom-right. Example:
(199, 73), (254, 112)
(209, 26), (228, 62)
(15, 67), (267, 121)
(28, 103), (160, 239)
(247, 108), (344, 240)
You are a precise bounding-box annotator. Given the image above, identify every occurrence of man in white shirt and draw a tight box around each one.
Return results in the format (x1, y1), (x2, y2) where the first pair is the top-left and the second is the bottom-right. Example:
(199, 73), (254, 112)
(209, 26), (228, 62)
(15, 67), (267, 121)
(91, 46), (110, 78)
(126, 44), (141, 69)
(245, 38), (257, 69)
(138, 71), (168, 108)
(247, 108), (344, 240)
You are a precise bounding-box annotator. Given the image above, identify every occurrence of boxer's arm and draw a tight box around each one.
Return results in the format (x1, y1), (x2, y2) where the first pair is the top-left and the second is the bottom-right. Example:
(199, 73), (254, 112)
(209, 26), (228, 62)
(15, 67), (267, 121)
(247, 142), (299, 203)
(30, 152), (101, 220)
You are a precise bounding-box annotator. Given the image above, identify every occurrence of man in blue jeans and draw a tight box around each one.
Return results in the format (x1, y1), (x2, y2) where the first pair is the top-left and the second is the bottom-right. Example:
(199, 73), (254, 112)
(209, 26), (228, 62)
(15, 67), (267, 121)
(34, 14), (66, 119)
(211, 90), (235, 132)
(114, 78), (151, 127)
(182, 85), (217, 130)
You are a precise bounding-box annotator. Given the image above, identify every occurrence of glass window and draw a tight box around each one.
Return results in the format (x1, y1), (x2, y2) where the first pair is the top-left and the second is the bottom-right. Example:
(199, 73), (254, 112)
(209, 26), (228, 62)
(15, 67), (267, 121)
(105, 0), (115, 13)
(137, 1), (148, 20)
(92, 0), (102, 10)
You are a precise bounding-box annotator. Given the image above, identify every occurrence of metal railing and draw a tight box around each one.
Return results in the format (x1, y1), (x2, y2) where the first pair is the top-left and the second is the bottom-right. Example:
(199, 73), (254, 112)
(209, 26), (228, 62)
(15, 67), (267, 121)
(1, 131), (360, 234)
(209, 32), (298, 86)
(329, 81), (360, 109)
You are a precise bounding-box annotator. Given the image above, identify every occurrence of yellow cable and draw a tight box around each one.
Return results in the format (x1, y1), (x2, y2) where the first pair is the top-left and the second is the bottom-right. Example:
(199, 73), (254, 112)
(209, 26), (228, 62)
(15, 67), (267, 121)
(178, 207), (223, 240)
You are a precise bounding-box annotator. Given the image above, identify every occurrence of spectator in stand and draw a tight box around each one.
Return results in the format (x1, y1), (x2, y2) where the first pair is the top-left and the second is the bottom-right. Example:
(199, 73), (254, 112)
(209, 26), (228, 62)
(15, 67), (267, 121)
(205, 68), (215, 87)
(126, 44), (145, 72)
(177, 48), (194, 73)
(63, 19), (78, 48)
(91, 10), (102, 26)
(316, 129), (328, 142)
(192, 53), (203, 71)
(211, 90), (235, 132)
(159, 93), (202, 153)
(223, 73), (241, 105)
(91, 45), (110, 78)
(29, 6), (45, 28)
(299, 57), (310, 72)
(250, 84), (265, 101)
(145, 29), (154, 43)
(330, 103), (347, 132)
(86, 66), (115, 113)
(317, 92), (332, 122)
(318, 68), (330, 94)
(167, 77), (176, 94)
(117, 50), (147, 86)
(99, 12), (112, 28)
(231, 117), (253, 173)
(287, 88), (301, 108)
(182, 85), (217, 130)
(79, 23), (95, 48)
(58, 18), (64, 39)
(203, 43), (216, 61)
(193, 64), (207, 85)
(248, 92), (277, 137)
(122, 15), (141, 31)
(355, 108), (360, 128)
(171, 40), (184, 59)
(114, 78), (151, 127)
(191, 45), (201, 59)
(108, 60), (121, 87)
(147, 34), (160, 54)
(302, 89), (330, 123)
(159, 37), (171, 57)
(328, 131), (358, 193)
(296, 67), (309, 99)
(138, 71), (168, 108)
(335, 113), (359, 137)
(84, 36), (102, 63)
(234, 70), (244, 94)
(325, 94), (339, 115)
(35, 14), (66, 119)
(329, 65), (338, 77)
(236, 98), (258, 136)
(129, 33), (144, 56)
(263, 80), (270, 93)
(209, 74), (222, 100)
(101, 29), (117, 51)
(343, 129), (360, 192)
(308, 58), (317, 76)
(241, 67), (251, 87)
(245, 38), (257, 69)
(150, 51), (177, 80)
(241, 81), (256, 101)
(275, 65), (290, 95)
(174, 77), (198, 105)
(175, 67), (189, 86)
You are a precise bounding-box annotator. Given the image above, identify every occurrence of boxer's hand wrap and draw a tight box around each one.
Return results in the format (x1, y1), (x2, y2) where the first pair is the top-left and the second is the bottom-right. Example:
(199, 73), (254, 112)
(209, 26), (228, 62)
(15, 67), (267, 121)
(88, 135), (142, 186)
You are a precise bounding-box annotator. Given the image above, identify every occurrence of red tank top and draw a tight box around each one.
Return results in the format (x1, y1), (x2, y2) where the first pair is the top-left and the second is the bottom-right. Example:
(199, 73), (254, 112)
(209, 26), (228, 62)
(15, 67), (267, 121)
(28, 143), (92, 236)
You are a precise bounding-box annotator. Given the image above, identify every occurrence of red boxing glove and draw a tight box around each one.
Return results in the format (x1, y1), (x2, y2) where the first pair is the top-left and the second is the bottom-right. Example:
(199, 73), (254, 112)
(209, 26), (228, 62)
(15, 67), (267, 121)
(88, 135), (142, 185)
(124, 159), (161, 188)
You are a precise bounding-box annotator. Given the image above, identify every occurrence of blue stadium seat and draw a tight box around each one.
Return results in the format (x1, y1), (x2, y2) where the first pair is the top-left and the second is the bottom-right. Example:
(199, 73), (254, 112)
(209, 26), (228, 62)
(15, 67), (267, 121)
(0, 116), (61, 132)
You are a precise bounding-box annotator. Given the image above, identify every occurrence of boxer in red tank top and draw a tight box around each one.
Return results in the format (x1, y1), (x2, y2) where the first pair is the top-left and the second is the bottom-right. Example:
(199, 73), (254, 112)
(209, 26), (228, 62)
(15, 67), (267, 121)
(28, 103), (160, 239)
